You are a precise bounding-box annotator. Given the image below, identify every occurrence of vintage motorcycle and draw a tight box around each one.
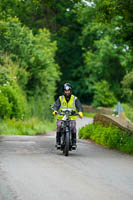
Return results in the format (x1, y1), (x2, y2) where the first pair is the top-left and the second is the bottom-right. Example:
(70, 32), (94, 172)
(51, 106), (78, 156)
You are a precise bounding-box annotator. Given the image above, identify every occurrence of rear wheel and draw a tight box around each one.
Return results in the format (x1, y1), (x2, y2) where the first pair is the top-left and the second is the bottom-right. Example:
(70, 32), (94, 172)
(63, 131), (69, 156)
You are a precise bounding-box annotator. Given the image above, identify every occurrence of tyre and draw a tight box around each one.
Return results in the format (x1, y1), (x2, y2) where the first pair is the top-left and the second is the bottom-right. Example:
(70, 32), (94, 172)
(63, 131), (70, 156)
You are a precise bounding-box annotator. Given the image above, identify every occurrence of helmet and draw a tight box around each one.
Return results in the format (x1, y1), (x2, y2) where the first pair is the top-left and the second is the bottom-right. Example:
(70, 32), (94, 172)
(63, 83), (72, 98)
(63, 83), (72, 91)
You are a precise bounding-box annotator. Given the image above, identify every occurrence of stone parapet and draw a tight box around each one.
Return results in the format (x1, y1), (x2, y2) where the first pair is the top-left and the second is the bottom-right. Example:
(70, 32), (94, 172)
(94, 114), (133, 134)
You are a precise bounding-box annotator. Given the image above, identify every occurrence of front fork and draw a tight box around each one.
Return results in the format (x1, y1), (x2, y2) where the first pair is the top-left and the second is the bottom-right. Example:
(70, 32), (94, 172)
(61, 125), (72, 149)
(66, 126), (73, 149)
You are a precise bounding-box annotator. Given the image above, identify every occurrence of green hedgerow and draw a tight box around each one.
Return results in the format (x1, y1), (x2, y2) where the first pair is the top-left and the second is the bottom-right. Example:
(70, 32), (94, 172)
(0, 91), (12, 118)
(0, 84), (30, 119)
(79, 123), (133, 155)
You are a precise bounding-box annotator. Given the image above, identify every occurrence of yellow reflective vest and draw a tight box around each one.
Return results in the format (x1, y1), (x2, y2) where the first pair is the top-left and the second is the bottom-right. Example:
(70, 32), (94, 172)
(57, 95), (77, 120)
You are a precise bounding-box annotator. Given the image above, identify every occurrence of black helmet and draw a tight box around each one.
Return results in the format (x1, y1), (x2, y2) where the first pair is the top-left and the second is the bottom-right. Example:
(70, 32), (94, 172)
(63, 83), (72, 98)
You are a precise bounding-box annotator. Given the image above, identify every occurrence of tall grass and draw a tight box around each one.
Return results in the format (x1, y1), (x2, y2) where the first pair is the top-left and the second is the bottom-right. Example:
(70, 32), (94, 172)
(0, 117), (56, 135)
(83, 112), (96, 118)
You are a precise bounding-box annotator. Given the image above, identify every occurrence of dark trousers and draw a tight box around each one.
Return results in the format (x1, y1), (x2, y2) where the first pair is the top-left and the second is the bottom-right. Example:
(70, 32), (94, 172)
(57, 120), (76, 134)
(56, 120), (76, 144)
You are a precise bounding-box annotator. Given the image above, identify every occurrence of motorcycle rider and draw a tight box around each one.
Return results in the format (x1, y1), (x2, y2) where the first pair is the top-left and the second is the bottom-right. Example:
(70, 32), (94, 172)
(52, 83), (83, 148)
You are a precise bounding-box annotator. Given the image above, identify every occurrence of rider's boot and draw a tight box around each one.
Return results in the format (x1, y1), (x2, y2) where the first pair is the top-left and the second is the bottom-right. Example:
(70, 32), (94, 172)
(72, 133), (77, 149)
(56, 132), (61, 149)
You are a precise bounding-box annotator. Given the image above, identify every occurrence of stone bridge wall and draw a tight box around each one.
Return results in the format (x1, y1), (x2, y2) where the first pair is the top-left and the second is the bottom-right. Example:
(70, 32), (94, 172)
(94, 114), (133, 135)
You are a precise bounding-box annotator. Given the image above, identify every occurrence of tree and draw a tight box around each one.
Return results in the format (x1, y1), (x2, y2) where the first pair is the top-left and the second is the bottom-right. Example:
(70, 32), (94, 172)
(92, 80), (117, 107)
(74, 2), (133, 103)
(1, 0), (133, 106)
(0, 18), (60, 118)
(0, 0), (83, 101)
(92, 0), (133, 47)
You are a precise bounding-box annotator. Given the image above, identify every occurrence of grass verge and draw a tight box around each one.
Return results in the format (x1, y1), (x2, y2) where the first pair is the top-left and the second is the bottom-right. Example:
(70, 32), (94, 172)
(79, 123), (133, 155)
(0, 117), (56, 135)
(83, 112), (96, 118)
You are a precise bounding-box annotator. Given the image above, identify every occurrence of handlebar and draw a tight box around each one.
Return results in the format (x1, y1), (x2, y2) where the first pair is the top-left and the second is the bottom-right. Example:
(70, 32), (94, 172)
(50, 105), (79, 116)
(56, 112), (79, 116)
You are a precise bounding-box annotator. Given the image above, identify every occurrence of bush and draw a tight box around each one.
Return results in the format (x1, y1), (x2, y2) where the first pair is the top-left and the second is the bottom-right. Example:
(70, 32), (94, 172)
(0, 91), (12, 118)
(0, 84), (29, 119)
(92, 80), (117, 107)
(121, 71), (133, 105)
(0, 55), (30, 119)
(79, 123), (133, 155)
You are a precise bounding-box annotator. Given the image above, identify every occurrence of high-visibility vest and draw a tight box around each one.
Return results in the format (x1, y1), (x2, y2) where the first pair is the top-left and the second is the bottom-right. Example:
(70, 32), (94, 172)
(57, 95), (77, 120)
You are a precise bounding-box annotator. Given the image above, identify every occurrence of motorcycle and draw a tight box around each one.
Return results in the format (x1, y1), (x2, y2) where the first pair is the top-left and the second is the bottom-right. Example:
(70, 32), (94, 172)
(51, 106), (78, 156)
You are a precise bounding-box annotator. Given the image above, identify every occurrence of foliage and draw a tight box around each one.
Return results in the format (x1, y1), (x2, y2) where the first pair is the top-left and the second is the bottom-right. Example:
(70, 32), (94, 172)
(0, 0), (84, 102)
(0, 84), (29, 119)
(79, 123), (133, 155)
(0, 92), (12, 118)
(0, 18), (60, 119)
(92, 0), (133, 47)
(83, 112), (96, 118)
(77, 13), (128, 101)
(121, 71), (133, 105)
(0, 0), (82, 32)
(69, 1), (133, 104)
(122, 104), (133, 122)
(0, 0), (133, 122)
(92, 80), (117, 107)
(0, 19), (60, 95)
(0, 55), (30, 119)
(0, 117), (56, 135)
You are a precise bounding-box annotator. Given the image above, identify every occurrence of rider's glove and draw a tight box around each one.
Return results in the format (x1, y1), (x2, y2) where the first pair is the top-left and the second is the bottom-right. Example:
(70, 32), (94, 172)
(52, 111), (57, 116)
(78, 112), (83, 118)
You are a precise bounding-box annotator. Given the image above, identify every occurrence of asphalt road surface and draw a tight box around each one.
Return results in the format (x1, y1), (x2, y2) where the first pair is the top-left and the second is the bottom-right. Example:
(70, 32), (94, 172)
(0, 117), (133, 200)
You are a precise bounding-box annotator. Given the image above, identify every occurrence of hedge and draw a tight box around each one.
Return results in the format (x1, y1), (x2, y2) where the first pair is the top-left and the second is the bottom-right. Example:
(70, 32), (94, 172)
(78, 123), (133, 155)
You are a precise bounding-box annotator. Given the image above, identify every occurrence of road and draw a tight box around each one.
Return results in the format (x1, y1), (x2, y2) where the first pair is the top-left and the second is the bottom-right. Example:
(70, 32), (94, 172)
(0, 117), (133, 200)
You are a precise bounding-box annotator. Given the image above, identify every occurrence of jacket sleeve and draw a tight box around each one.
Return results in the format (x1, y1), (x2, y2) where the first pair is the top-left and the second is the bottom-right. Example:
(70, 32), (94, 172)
(75, 98), (83, 112)
(53, 97), (61, 111)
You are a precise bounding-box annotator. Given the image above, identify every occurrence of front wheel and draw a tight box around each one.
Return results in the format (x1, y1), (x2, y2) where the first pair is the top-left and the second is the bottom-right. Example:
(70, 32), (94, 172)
(63, 131), (69, 156)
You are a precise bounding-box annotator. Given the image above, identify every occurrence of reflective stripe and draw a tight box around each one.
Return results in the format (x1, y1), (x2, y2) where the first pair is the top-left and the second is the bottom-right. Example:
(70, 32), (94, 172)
(61, 95), (63, 103)
(73, 96), (75, 108)
(60, 107), (75, 109)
